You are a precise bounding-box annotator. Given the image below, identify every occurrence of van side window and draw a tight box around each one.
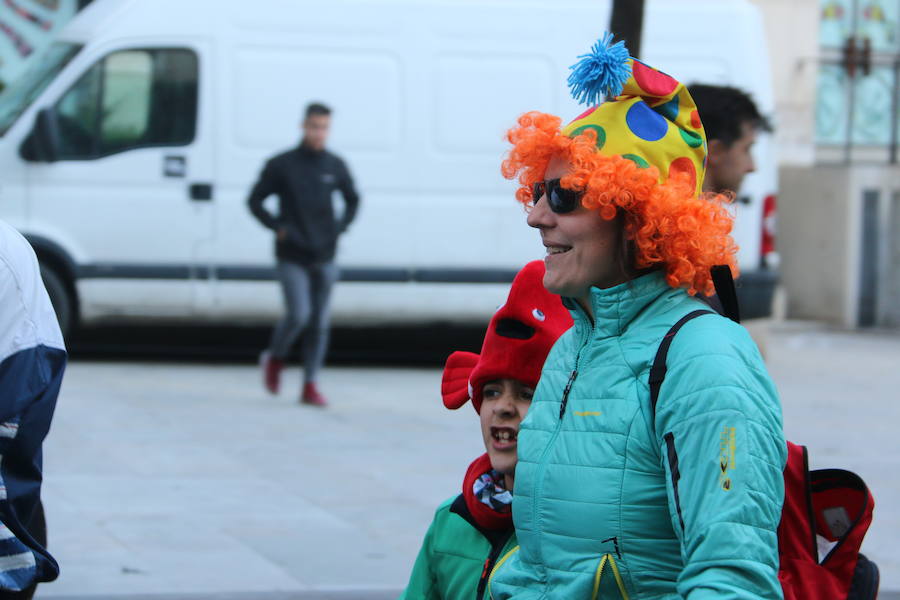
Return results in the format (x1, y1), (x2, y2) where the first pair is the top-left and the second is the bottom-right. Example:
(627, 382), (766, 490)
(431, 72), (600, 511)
(54, 48), (198, 159)
(56, 61), (101, 158)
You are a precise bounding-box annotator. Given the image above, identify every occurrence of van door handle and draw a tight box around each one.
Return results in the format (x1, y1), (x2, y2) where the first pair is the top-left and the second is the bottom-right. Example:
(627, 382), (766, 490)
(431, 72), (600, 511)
(190, 183), (213, 201)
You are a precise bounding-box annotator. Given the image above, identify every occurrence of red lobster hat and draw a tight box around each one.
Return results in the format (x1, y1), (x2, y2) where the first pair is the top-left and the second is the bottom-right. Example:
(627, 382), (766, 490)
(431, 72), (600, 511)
(441, 261), (573, 413)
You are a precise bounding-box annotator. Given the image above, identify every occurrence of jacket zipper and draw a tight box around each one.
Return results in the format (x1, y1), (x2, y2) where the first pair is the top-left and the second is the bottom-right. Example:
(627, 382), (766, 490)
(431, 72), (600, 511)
(591, 553), (631, 600)
(487, 544), (520, 599)
(529, 313), (591, 579)
(476, 536), (514, 600)
(559, 367), (578, 419)
(558, 304), (592, 421)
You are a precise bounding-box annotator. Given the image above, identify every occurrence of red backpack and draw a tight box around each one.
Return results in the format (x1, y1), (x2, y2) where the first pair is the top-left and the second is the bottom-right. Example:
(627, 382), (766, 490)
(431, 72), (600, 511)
(650, 297), (878, 600)
(779, 441), (877, 600)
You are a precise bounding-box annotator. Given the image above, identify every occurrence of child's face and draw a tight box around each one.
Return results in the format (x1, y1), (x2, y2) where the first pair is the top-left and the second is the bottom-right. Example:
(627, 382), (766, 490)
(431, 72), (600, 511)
(480, 378), (534, 479)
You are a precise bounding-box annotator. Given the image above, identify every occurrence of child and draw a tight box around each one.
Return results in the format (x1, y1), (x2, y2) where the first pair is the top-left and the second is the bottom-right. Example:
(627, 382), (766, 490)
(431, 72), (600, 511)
(399, 261), (572, 600)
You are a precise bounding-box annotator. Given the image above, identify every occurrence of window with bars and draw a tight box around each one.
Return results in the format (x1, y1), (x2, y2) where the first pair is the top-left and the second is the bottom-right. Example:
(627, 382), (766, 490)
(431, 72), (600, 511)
(816, 0), (900, 163)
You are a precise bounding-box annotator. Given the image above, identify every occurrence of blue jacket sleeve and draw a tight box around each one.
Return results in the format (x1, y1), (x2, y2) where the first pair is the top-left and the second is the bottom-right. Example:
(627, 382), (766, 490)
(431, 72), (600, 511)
(654, 316), (786, 600)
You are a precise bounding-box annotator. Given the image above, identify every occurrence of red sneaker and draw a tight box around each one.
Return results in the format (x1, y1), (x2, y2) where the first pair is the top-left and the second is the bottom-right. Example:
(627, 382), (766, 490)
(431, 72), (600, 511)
(301, 382), (328, 407)
(260, 352), (283, 395)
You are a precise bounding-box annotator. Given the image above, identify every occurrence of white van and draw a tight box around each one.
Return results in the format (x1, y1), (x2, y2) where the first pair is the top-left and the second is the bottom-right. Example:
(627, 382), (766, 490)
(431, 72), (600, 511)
(0, 0), (777, 336)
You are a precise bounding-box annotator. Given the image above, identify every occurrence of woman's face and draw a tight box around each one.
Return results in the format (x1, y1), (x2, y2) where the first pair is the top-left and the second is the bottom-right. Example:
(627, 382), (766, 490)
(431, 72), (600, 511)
(480, 378), (534, 484)
(527, 155), (625, 307)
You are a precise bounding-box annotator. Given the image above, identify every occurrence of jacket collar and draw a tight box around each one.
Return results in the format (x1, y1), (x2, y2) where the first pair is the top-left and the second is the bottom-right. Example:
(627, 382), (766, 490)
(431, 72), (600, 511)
(563, 270), (671, 339)
(297, 142), (325, 157)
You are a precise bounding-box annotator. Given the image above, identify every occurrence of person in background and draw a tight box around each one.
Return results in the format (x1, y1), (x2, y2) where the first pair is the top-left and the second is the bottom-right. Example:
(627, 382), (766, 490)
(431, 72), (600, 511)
(487, 34), (786, 599)
(248, 102), (360, 406)
(687, 84), (772, 195)
(0, 220), (66, 599)
(400, 261), (571, 600)
(689, 83), (776, 356)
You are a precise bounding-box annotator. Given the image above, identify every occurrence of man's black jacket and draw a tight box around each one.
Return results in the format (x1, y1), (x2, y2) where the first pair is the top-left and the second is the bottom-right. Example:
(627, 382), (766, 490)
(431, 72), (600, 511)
(247, 144), (359, 265)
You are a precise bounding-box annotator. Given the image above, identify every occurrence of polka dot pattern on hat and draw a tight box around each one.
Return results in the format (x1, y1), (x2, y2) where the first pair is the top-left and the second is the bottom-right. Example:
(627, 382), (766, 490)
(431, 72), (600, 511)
(657, 94), (681, 121)
(690, 109), (702, 129)
(625, 102), (668, 142)
(679, 128), (703, 148)
(571, 124), (606, 149)
(669, 156), (697, 192)
(632, 60), (678, 96)
(622, 153), (650, 168)
(562, 53), (707, 196)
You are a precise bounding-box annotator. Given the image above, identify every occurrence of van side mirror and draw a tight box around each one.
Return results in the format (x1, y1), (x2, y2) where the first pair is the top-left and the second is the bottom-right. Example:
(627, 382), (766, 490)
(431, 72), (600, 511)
(20, 108), (61, 163)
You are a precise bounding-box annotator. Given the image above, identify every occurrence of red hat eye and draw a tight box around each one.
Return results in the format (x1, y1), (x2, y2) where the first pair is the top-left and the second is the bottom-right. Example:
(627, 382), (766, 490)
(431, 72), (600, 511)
(495, 318), (535, 340)
(532, 308), (546, 322)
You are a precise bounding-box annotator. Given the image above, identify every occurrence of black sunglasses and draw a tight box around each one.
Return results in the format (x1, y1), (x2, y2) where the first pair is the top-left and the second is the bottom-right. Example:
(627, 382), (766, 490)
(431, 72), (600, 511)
(531, 178), (583, 214)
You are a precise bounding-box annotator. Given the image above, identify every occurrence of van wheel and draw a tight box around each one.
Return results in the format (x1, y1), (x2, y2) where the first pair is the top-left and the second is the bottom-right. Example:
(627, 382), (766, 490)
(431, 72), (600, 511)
(39, 264), (75, 339)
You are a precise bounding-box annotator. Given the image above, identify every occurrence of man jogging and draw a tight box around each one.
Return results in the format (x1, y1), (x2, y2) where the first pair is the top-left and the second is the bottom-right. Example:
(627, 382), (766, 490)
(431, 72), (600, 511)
(248, 102), (360, 406)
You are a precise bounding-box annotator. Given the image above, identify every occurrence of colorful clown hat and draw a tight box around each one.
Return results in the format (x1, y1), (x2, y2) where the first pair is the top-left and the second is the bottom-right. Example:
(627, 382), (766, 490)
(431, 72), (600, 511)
(562, 33), (706, 196)
(441, 261), (572, 413)
(501, 32), (739, 297)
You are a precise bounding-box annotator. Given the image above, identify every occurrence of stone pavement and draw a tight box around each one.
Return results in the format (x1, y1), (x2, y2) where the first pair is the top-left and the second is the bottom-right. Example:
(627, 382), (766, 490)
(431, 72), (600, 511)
(34, 322), (900, 598)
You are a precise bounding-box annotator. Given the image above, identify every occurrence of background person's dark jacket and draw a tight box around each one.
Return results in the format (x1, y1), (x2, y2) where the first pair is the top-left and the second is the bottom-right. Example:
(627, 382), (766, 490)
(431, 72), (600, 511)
(247, 144), (359, 265)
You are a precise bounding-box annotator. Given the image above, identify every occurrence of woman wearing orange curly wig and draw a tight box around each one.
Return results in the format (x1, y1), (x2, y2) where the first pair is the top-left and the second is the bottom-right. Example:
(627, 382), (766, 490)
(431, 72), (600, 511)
(486, 34), (786, 600)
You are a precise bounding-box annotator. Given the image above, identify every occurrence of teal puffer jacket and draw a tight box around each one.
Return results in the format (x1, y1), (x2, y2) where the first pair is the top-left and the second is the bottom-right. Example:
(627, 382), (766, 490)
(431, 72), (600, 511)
(489, 272), (786, 600)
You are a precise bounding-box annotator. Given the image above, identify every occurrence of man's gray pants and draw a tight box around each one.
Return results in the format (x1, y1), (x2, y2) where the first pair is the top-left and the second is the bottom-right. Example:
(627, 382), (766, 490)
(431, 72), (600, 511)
(268, 261), (339, 383)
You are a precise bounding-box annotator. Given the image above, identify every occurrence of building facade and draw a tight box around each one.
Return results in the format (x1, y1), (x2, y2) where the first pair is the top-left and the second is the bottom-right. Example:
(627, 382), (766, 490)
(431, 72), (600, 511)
(753, 0), (900, 328)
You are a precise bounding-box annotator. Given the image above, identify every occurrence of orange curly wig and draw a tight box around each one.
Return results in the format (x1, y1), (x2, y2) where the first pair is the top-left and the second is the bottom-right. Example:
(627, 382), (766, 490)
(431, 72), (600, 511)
(502, 111), (738, 296)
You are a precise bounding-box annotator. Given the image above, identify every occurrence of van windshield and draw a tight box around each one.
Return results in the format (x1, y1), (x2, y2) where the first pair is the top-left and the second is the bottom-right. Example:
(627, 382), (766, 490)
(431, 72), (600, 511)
(0, 42), (81, 136)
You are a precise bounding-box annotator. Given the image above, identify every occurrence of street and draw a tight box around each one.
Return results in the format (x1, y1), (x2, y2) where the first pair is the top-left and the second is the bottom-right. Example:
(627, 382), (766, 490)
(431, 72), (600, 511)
(36, 322), (900, 598)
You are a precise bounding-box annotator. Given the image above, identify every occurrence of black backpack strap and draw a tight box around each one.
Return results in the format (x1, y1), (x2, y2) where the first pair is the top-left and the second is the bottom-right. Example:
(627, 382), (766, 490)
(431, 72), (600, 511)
(711, 265), (740, 324)
(649, 309), (715, 415)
